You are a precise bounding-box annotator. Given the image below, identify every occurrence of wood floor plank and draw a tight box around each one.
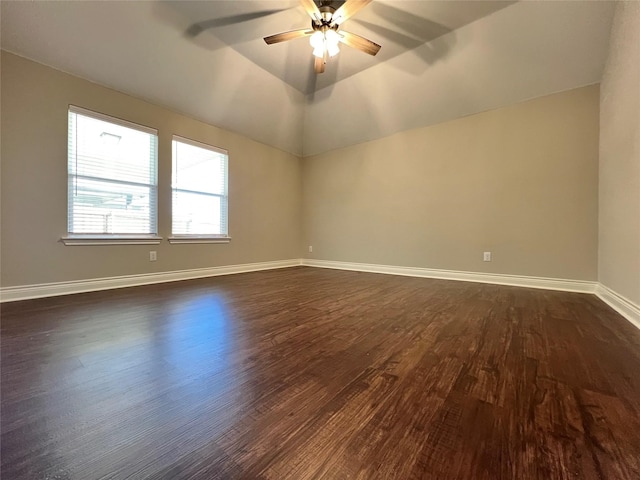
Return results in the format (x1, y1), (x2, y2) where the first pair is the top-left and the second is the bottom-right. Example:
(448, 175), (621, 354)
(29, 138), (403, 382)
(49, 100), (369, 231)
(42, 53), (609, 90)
(2, 266), (640, 479)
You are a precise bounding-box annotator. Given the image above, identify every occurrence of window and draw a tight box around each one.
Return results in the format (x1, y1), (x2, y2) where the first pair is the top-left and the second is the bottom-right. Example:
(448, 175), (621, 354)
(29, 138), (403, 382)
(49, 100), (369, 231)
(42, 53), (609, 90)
(170, 136), (229, 243)
(65, 106), (159, 244)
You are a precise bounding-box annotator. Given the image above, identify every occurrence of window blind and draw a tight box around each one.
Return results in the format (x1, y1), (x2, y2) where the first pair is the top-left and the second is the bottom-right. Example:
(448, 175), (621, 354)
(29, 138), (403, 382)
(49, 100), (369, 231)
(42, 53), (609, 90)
(67, 106), (158, 235)
(172, 136), (228, 236)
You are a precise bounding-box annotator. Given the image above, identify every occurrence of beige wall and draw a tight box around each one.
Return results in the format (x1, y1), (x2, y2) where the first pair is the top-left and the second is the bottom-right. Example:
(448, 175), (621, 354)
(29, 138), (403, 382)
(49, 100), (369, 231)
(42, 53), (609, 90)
(0, 52), (302, 287)
(0, 52), (609, 289)
(302, 85), (600, 280)
(599, 2), (640, 305)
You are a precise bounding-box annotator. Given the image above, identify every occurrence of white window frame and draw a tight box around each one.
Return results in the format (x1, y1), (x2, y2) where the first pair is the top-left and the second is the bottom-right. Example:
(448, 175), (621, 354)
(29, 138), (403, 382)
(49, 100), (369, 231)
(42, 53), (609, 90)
(62, 106), (161, 246)
(168, 135), (230, 244)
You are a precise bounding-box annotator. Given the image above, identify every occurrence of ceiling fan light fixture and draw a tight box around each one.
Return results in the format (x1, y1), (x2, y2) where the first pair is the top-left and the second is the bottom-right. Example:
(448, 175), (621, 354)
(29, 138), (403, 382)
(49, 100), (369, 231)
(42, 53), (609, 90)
(309, 30), (324, 49)
(325, 28), (340, 45)
(309, 28), (340, 58)
(324, 29), (340, 45)
(325, 29), (340, 57)
(326, 42), (340, 57)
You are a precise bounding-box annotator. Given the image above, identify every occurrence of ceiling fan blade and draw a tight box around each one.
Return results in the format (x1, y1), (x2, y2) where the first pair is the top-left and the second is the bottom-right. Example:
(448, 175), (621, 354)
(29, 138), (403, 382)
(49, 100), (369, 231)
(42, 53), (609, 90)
(338, 30), (381, 56)
(331, 0), (373, 26)
(314, 56), (326, 74)
(264, 29), (313, 45)
(300, 0), (322, 24)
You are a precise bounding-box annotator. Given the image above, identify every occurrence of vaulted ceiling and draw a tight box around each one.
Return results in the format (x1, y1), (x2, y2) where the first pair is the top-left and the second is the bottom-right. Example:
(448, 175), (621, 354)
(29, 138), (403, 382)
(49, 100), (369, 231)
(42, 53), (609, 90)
(1, 1), (616, 156)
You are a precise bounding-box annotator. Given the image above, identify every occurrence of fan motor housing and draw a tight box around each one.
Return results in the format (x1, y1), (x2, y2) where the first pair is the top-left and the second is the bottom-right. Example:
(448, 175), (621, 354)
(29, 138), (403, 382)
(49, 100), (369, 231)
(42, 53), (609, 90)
(318, 2), (336, 23)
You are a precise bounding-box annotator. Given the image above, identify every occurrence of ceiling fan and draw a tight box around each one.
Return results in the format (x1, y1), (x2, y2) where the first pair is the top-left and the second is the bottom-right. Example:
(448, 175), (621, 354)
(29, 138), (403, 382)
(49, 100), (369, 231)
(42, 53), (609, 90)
(263, 0), (381, 74)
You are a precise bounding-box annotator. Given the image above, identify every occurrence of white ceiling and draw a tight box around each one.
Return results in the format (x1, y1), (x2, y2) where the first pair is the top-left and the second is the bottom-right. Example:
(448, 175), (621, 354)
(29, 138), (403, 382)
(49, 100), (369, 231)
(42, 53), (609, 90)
(1, 1), (616, 156)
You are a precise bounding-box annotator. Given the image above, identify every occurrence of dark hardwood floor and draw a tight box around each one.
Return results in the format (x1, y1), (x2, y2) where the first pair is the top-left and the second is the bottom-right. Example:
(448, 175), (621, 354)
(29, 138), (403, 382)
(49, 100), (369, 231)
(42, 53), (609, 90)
(2, 266), (640, 479)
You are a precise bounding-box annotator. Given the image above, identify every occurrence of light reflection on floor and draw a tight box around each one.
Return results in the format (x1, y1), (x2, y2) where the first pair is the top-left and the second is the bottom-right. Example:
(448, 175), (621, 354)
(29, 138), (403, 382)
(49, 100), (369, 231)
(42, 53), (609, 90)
(37, 292), (247, 474)
(163, 294), (234, 376)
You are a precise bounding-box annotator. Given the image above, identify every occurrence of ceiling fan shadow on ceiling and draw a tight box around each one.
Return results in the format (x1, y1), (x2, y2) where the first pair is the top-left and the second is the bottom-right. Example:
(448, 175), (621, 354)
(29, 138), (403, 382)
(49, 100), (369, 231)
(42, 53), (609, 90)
(186, 9), (288, 38)
(264, 0), (381, 74)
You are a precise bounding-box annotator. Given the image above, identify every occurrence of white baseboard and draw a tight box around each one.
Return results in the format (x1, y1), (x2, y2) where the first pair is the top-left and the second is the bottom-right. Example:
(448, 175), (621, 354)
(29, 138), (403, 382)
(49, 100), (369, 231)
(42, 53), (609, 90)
(595, 284), (640, 330)
(3, 258), (637, 333)
(301, 259), (597, 293)
(0, 259), (302, 303)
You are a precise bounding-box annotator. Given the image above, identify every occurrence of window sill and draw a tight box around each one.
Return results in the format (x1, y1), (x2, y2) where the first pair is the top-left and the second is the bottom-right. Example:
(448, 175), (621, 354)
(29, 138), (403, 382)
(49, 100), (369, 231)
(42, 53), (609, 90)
(61, 235), (163, 246)
(168, 236), (231, 244)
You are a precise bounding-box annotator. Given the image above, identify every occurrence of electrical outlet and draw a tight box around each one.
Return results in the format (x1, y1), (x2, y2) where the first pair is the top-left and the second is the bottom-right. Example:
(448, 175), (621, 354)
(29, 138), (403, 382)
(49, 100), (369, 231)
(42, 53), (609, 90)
(150, 251), (157, 262)
(483, 252), (491, 262)
(308, 245), (313, 253)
